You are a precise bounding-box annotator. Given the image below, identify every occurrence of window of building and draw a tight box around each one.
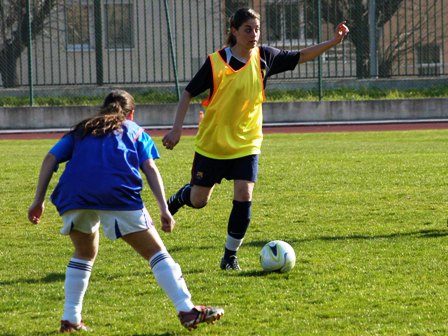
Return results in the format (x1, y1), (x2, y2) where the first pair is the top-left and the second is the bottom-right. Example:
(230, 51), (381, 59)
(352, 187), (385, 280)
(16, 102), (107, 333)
(65, 1), (93, 51)
(225, 0), (250, 17)
(225, 1), (316, 46)
(266, 1), (300, 42)
(264, 0), (316, 45)
(416, 43), (442, 76)
(105, 1), (134, 49)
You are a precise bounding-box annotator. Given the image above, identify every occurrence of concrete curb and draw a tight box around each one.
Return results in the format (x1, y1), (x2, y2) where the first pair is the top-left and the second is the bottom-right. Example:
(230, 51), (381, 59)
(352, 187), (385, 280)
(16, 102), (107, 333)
(1, 98), (447, 131)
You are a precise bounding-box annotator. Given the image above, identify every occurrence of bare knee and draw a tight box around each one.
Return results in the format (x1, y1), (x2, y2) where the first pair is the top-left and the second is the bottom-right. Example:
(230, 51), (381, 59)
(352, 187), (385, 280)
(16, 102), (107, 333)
(70, 230), (99, 262)
(73, 244), (98, 261)
(234, 180), (254, 202)
(122, 229), (166, 261)
(191, 198), (208, 209)
(190, 185), (213, 209)
(74, 250), (97, 261)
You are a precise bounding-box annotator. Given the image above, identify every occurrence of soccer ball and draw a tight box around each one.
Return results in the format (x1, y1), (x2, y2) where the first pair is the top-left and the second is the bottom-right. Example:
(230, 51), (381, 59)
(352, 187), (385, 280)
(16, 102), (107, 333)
(260, 240), (296, 273)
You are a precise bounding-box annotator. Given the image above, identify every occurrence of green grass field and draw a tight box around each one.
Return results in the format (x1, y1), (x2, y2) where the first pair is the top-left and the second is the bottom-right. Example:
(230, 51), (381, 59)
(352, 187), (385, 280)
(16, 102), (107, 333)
(1, 129), (448, 335)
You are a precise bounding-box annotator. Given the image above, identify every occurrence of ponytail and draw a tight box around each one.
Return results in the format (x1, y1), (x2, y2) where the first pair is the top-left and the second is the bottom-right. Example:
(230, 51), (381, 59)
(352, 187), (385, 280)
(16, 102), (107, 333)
(73, 90), (135, 137)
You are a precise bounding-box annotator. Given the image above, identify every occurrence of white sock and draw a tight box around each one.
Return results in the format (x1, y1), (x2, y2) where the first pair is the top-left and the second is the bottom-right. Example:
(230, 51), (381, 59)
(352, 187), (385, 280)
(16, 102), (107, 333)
(225, 235), (244, 252)
(150, 251), (194, 313)
(62, 258), (93, 324)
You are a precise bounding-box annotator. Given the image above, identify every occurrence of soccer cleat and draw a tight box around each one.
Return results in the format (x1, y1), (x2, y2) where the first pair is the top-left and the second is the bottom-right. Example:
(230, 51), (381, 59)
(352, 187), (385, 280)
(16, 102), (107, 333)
(220, 255), (241, 271)
(167, 184), (190, 215)
(178, 305), (224, 331)
(59, 320), (89, 333)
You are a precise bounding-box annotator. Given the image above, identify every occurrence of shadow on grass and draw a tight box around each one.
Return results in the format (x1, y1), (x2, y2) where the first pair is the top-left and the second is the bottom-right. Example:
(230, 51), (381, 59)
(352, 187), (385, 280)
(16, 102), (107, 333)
(1, 333), (61, 336)
(168, 244), (220, 254)
(132, 333), (178, 336)
(246, 229), (448, 248)
(221, 229), (448, 279)
(2, 331), (179, 336)
(226, 269), (295, 278)
(0, 328), (190, 336)
(0, 272), (64, 286)
(316, 229), (448, 241)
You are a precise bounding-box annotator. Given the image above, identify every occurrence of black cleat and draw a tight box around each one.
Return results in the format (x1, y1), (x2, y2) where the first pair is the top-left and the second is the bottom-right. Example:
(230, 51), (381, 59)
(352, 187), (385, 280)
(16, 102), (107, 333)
(220, 256), (241, 271)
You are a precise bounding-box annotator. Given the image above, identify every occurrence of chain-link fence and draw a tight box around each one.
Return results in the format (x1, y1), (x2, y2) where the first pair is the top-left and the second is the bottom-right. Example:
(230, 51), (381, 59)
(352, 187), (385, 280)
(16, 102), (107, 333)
(0, 0), (446, 92)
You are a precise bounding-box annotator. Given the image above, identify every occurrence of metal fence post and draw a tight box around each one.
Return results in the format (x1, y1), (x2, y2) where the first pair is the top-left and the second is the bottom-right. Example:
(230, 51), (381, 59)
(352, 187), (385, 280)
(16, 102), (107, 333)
(369, 0), (378, 78)
(94, 0), (104, 86)
(27, 0), (34, 106)
(164, 0), (180, 100)
(317, 0), (323, 101)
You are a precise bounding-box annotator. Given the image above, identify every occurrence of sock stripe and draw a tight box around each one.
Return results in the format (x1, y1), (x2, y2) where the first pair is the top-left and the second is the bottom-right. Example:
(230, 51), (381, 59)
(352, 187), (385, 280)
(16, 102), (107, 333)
(179, 185), (188, 203)
(68, 261), (92, 272)
(150, 252), (170, 269)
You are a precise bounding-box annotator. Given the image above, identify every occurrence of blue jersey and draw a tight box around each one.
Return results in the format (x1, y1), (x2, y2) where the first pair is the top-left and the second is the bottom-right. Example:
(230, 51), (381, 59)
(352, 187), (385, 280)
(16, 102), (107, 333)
(49, 120), (159, 214)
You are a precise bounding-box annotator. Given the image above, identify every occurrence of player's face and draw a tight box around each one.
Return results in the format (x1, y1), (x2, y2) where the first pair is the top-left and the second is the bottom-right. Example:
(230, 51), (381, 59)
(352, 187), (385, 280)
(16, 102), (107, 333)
(234, 18), (260, 49)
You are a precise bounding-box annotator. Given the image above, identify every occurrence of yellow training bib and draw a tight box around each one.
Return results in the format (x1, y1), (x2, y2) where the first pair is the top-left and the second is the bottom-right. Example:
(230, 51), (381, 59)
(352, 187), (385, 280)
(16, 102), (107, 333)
(195, 48), (266, 159)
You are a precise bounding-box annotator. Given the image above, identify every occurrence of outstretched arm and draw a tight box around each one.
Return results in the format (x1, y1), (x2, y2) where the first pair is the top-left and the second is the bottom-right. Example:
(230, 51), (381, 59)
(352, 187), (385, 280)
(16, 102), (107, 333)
(28, 153), (58, 224)
(299, 21), (349, 64)
(162, 90), (193, 150)
(141, 158), (175, 232)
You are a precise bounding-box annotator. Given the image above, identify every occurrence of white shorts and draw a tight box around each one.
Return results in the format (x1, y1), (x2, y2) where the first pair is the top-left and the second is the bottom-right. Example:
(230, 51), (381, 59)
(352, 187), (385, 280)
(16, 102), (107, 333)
(61, 208), (154, 240)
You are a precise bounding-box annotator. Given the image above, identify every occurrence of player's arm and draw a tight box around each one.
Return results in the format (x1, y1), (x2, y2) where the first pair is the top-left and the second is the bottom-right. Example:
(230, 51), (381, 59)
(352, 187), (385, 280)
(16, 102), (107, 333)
(28, 153), (58, 224)
(162, 90), (192, 150)
(299, 21), (349, 64)
(163, 57), (212, 150)
(141, 158), (175, 233)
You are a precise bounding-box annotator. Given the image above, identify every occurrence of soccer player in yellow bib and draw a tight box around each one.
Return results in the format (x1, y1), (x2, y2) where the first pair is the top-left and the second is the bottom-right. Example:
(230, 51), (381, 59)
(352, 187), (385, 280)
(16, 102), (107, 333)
(162, 8), (349, 270)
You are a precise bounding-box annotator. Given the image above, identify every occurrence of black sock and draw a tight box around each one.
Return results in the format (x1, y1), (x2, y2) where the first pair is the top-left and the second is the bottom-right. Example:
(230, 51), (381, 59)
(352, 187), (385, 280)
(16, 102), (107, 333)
(167, 184), (193, 215)
(227, 200), (251, 239)
(179, 184), (192, 207)
(223, 248), (236, 260)
(223, 200), (252, 259)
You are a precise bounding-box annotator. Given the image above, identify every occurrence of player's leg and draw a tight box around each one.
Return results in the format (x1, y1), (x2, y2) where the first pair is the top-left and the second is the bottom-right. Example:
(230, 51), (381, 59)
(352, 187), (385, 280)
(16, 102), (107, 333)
(220, 180), (254, 270)
(59, 210), (100, 332)
(167, 152), (222, 215)
(168, 184), (215, 215)
(122, 227), (224, 330)
(167, 183), (193, 215)
(190, 184), (215, 208)
(122, 228), (193, 311)
(60, 229), (99, 332)
(220, 154), (258, 271)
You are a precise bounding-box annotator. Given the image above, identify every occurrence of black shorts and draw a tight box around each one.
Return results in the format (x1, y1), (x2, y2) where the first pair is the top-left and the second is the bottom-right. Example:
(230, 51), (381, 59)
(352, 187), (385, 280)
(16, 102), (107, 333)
(190, 152), (259, 187)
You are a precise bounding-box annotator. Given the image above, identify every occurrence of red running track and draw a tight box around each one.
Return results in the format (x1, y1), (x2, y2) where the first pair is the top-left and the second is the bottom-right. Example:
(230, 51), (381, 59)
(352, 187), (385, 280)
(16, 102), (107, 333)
(1, 122), (448, 140)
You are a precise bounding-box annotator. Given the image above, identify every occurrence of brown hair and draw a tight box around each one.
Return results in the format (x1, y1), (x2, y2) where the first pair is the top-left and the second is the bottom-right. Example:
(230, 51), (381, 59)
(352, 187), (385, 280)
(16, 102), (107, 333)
(225, 8), (260, 47)
(72, 89), (135, 137)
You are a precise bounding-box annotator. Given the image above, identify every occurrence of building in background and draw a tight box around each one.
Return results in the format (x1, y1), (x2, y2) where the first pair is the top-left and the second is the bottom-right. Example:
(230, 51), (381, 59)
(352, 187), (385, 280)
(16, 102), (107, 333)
(0, 0), (446, 89)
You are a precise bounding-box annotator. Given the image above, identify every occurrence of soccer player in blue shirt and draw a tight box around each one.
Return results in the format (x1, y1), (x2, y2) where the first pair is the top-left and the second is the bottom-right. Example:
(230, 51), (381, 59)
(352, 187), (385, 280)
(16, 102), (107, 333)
(28, 90), (223, 332)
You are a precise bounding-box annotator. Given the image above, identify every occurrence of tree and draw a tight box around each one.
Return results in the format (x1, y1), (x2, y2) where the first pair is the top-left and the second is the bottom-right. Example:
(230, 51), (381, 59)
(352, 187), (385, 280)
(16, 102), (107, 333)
(318, 0), (404, 78)
(0, 0), (58, 88)
(377, 1), (442, 77)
